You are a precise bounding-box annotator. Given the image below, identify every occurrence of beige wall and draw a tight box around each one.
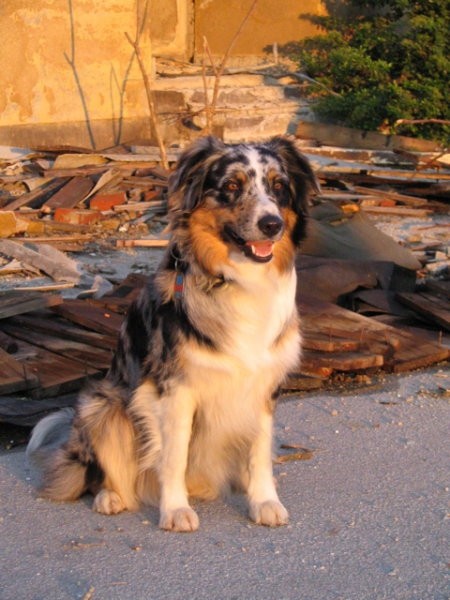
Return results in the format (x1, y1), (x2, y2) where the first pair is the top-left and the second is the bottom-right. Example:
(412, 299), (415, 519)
(194, 0), (324, 59)
(0, 0), (188, 147)
(0, 0), (323, 148)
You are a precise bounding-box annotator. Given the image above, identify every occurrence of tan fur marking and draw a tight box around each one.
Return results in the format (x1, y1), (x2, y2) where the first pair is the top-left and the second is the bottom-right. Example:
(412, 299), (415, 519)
(40, 449), (87, 501)
(79, 395), (138, 512)
(272, 208), (297, 273)
(188, 207), (231, 276)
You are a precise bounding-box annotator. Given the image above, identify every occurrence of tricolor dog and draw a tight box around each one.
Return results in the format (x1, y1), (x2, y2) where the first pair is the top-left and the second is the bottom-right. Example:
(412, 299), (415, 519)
(27, 135), (318, 532)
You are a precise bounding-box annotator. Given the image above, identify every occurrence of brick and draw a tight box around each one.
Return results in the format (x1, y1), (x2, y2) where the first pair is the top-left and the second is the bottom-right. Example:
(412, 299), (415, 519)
(0, 211), (29, 237)
(90, 192), (127, 211)
(143, 189), (161, 202)
(54, 208), (101, 226)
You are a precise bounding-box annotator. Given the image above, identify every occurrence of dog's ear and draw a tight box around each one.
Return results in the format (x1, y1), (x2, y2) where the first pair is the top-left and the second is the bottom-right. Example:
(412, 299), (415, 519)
(267, 136), (319, 215)
(169, 136), (225, 211)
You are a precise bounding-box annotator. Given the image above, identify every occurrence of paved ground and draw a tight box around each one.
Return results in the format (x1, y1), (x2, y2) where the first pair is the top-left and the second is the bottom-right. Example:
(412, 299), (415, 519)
(0, 368), (448, 600)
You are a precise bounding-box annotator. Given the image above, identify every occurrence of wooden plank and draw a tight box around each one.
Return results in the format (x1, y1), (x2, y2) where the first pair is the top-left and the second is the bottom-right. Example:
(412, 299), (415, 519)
(0, 291), (62, 320)
(361, 205), (432, 218)
(283, 374), (324, 391)
(425, 279), (450, 300)
(352, 185), (429, 207)
(296, 121), (443, 152)
(0, 239), (81, 283)
(1, 177), (70, 210)
(88, 273), (148, 314)
(302, 331), (360, 353)
(116, 238), (169, 248)
(41, 176), (94, 213)
(301, 349), (385, 372)
(0, 346), (39, 394)
(396, 292), (450, 331)
(9, 313), (117, 350)
(52, 299), (123, 336)
(0, 330), (18, 352)
(299, 295), (449, 372)
(2, 335), (100, 398)
(2, 323), (113, 370)
(391, 345), (449, 372)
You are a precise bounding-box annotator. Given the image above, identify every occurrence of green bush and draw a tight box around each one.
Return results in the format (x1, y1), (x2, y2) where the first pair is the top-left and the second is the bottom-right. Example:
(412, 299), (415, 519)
(282, 0), (450, 144)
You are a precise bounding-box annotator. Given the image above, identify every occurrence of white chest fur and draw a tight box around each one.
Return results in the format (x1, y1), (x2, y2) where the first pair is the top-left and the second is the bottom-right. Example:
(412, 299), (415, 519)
(184, 260), (300, 381)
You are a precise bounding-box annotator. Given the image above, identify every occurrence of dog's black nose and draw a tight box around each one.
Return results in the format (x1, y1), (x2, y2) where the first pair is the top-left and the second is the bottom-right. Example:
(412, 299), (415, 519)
(257, 214), (284, 237)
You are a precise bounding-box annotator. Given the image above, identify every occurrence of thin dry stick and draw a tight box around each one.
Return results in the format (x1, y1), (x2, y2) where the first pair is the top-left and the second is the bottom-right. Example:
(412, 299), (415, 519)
(114, 0), (150, 145)
(64, 0), (97, 149)
(201, 39), (212, 132)
(202, 0), (259, 134)
(124, 32), (169, 169)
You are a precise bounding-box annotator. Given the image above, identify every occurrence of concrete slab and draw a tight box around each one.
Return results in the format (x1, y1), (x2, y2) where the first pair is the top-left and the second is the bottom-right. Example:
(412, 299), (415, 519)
(0, 368), (448, 600)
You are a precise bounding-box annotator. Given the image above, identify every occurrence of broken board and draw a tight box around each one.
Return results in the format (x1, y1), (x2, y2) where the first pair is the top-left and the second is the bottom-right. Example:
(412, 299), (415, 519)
(52, 299), (123, 336)
(0, 346), (39, 395)
(396, 291), (450, 331)
(0, 291), (62, 320)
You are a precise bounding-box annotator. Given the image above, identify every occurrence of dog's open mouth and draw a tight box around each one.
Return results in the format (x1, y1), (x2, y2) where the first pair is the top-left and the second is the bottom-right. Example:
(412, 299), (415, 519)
(244, 240), (274, 261)
(223, 225), (275, 263)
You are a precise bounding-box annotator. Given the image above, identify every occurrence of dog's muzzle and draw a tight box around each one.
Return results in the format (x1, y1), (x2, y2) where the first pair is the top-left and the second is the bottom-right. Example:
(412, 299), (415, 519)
(223, 214), (285, 263)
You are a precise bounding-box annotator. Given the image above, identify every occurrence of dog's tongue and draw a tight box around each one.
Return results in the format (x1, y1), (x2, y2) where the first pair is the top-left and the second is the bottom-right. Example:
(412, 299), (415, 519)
(246, 240), (274, 258)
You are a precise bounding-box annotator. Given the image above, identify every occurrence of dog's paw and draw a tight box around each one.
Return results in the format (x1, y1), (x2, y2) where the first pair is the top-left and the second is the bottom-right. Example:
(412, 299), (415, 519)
(159, 507), (199, 532)
(93, 489), (125, 515)
(249, 500), (289, 527)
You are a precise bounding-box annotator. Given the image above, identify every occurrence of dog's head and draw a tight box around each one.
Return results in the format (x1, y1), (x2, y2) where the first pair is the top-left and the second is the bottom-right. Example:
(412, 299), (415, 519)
(168, 136), (318, 275)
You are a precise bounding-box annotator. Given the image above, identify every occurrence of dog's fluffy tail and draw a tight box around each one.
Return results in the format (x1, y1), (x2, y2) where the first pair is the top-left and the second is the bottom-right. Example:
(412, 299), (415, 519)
(26, 407), (88, 501)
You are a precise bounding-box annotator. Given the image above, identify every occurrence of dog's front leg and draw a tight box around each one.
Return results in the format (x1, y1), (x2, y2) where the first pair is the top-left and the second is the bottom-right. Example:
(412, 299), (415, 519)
(247, 406), (289, 527)
(158, 388), (199, 532)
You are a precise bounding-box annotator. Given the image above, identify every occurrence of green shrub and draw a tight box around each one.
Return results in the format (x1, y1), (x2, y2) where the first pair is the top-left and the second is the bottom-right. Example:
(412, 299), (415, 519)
(282, 0), (450, 144)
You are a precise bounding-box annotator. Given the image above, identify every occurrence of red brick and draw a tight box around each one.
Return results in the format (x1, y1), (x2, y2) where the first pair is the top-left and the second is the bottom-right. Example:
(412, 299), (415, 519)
(90, 192), (127, 211)
(143, 189), (161, 202)
(54, 208), (101, 226)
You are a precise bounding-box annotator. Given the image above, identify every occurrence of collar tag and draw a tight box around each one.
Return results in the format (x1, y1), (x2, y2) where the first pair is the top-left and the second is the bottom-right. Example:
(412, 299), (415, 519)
(174, 272), (184, 299)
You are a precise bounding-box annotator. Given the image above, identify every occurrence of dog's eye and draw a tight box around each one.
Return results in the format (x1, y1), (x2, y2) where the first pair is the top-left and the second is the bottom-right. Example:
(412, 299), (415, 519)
(273, 180), (284, 191)
(225, 181), (239, 192)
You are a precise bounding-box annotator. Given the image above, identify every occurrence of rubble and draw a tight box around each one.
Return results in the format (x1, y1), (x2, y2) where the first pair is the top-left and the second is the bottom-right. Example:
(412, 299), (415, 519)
(0, 130), (448, 425)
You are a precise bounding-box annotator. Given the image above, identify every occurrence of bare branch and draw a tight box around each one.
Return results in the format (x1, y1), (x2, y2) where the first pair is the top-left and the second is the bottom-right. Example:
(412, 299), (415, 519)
(202, 0), (260, 135)
(65, 0), (97, 149)
(124, 31), (168, 170)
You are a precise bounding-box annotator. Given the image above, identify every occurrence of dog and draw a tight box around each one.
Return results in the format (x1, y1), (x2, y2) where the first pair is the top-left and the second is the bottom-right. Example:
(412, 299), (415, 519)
(27, 135), (318, 532)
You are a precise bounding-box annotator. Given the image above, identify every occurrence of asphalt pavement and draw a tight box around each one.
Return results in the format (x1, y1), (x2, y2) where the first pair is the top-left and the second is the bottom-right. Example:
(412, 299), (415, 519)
(0, 368), (448, 600)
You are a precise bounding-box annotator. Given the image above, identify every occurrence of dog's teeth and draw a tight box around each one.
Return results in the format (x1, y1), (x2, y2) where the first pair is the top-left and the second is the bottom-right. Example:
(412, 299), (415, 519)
(250, 242), (273, 257)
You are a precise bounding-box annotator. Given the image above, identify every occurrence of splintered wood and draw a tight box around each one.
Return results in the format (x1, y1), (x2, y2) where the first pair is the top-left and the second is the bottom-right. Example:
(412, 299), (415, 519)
(0, 132), (448, 425)
(0, 273), (448, 424)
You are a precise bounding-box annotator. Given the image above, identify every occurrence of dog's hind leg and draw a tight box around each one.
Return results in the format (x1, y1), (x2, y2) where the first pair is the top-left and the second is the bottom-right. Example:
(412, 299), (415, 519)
(157, 386), (199, 532)
(246, 404), (289, 527)
(78, 383), (139, 514)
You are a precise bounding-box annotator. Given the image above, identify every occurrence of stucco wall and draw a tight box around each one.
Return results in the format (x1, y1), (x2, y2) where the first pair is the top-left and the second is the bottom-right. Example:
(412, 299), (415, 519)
(0, 0), (323, 148)
(194, 0), (325, 59)
(0, 0), (188, 147)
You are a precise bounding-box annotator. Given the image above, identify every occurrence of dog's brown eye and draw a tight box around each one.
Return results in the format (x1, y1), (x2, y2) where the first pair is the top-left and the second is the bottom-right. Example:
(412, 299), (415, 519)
(225, 181), (239, 192)
(273, 180), (284, 191)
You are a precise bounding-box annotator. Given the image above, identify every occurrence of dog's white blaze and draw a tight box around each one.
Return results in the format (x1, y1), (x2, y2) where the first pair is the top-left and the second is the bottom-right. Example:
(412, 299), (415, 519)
(244, 147), (280, 220)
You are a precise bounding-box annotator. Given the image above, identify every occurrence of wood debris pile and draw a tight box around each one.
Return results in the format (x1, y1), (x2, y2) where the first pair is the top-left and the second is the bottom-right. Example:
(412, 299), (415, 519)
(0, 126), (448, 425)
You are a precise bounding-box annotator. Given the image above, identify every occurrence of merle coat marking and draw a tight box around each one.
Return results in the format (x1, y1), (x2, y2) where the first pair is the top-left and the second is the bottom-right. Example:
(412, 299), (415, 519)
(27, 136), (318, 532)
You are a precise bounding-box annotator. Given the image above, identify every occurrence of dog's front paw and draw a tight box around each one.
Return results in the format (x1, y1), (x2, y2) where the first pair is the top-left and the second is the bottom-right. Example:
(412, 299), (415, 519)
(249, 500), (289, 527)
(159, 507), (199, 532)
(93, 489), (125, 515)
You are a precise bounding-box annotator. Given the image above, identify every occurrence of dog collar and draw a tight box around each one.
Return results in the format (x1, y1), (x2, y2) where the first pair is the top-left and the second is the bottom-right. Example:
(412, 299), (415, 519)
(174, 272), (184, 299)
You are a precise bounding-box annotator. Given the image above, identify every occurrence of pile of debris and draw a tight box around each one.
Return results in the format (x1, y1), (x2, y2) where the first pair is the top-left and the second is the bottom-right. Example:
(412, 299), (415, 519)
(0, 124), (448, 425)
